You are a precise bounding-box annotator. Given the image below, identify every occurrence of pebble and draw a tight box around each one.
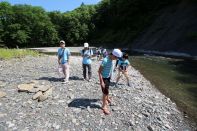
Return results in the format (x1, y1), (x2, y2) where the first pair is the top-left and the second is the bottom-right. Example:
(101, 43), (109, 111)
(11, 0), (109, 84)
(0, 56), (195, 131)
(87, 106), (92, 112)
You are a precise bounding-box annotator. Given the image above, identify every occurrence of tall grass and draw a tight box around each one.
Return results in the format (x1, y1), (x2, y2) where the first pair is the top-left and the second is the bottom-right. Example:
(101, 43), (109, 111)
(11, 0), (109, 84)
(0, 48), (39, 60)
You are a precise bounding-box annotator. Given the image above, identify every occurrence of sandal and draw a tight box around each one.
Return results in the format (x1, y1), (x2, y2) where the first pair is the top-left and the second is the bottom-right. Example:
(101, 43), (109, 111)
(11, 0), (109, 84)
(102, 108), (110, 115)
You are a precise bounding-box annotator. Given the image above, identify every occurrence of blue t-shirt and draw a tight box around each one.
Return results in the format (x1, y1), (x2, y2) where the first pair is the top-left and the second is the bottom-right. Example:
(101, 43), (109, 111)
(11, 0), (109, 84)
(81, 49), (93, 64)
(118, 59), (130, 70)
(101, 56), (113, 78)
(57, 48), (71, 64)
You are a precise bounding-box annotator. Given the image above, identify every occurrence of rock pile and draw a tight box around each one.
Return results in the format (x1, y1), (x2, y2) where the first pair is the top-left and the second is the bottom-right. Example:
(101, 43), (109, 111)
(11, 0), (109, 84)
(17, 80), (53, 102)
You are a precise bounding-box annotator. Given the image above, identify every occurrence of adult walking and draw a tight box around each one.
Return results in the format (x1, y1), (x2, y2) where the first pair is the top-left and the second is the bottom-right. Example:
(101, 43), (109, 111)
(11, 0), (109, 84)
(81, 42), (93, 81)
(57, 40), (71, 84)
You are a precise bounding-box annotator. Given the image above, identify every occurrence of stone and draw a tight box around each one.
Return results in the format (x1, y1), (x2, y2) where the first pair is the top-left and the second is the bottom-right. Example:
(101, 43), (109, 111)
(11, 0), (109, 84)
(73, 108), (81, 114)
(6, 121), (15, 128)
(147, 125), (154, 131)
(37, 85), (51, 92)
(87, 106), (92, 112)
(68, 94), (74, 99)
(28, 88), (39, 93)
(0, 113), (7, 118)
(38, 94), (48, 102)
(32, 91), (42, 100)
(38, 88), (52, 102)
(0, 91), (6, 98)
(72, 118), (77, 124)
(0, 81), (6, 87)
(18, 84), (34, 92)
(112, 106), (121, 112)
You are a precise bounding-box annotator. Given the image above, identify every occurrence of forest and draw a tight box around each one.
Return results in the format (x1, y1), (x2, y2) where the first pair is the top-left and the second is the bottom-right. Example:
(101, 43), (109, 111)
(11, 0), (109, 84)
(0, 0), (179, 48)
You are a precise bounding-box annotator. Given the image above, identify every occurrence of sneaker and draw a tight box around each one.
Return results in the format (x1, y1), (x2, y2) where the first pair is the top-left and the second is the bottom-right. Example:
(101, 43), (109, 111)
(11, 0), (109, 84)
(62, 79), (69, 84)
(115, 83), (119, 88)
(88, 79), (92, 82)
(127, 82), (131, 87)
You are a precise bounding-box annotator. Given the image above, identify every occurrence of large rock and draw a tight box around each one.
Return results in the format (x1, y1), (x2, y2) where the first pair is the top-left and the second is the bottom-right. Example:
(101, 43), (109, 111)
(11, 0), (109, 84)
(18, 84), (34, 92)
(38, 88), (53, 102)
(0, 91), (6, 98)
(34, 85), (51, 92)
(32, 91), (42, 100)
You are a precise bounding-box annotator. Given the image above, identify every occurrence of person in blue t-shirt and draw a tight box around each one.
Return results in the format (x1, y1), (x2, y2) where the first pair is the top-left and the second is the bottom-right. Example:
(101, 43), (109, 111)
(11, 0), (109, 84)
(81, 43), (93, 81)
(115, 53), (131, 87)
(98, 49), (122, 115)
(57, 40), (71, 83)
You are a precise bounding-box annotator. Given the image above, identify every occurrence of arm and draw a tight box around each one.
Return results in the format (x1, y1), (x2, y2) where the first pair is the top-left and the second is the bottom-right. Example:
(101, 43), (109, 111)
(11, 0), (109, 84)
(98, 66), (105, 88)
(57, 50), (61, 65)
(58, 56), (61, 65)
(67, 50), (71, 64)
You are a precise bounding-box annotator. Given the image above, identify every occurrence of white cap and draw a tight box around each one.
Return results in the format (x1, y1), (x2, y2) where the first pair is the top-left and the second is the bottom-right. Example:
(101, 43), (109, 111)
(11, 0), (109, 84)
(112, 49), (122, 58)
(84, 42), (89, 47)
(60, 40), (65, 44)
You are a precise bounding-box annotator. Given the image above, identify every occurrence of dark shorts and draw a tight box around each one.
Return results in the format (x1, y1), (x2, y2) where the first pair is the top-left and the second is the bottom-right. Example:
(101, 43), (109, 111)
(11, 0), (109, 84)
(102, 77), (110, 95)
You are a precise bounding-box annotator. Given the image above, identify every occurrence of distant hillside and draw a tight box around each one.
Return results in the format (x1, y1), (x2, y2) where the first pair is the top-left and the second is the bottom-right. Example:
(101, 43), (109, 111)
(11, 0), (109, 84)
(132, 0), (197, 56)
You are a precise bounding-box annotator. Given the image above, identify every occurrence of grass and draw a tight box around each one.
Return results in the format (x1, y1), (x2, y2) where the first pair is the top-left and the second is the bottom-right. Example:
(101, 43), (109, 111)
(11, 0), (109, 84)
(0, 48), (40, 60)
(130, 56), (197, 122)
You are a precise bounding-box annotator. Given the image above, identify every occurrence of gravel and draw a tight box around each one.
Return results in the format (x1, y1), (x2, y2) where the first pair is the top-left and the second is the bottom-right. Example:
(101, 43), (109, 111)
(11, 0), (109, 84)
(0, 55), (196, 130)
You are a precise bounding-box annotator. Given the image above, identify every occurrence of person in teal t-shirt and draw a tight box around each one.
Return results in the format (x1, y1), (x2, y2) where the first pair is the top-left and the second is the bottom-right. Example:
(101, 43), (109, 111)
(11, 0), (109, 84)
(57, 40), (71, 83)
(115, 53), (131, 87)
(98, 49), (122, 115)
(81, 42), (93, 81)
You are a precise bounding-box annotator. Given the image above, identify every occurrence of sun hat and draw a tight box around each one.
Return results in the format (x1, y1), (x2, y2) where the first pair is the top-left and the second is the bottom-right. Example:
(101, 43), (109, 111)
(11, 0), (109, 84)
(60, 40), (65, 44)
(112, 49), (122, 58)
(84, 42), (89, 48)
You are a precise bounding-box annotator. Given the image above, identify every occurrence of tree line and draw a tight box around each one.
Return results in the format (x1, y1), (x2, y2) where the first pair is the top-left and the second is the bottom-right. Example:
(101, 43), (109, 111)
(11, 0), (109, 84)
(0, 0), (179, 48)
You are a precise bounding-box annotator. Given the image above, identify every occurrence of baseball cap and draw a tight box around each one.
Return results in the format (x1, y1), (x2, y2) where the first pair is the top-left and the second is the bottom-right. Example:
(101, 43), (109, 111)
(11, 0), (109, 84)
(60, 40), (65, 44)
(112, 49), (122, 58)
(84, 42), (89, 48)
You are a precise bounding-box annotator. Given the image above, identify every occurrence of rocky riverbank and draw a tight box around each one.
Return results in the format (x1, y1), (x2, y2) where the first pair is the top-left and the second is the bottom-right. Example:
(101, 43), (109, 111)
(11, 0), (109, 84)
(0, 56), (196, 130)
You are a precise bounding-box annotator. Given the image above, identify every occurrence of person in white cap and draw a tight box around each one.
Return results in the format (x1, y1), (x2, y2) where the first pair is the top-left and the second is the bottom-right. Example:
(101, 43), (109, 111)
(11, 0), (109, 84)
(98, 49), (122, 115)
(81, 42), (93, 81)
(57, 40), (71, 83)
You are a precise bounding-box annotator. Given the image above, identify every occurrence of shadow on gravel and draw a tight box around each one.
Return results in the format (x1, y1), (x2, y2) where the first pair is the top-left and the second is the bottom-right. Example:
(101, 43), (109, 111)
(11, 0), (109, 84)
(37, 77), (62, 82)
(69, 76), (84, 81)
(68, 98), (101, 109)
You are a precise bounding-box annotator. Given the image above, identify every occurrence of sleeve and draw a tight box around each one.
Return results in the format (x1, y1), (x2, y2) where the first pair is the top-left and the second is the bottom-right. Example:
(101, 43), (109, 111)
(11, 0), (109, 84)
(127, 60), (130, 65)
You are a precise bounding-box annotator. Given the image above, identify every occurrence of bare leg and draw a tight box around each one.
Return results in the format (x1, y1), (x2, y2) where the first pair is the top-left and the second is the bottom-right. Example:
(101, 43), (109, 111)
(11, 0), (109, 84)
(123, 71), (131, 86)
(102, 94), (110, 114)
(116, 70), (122, 84)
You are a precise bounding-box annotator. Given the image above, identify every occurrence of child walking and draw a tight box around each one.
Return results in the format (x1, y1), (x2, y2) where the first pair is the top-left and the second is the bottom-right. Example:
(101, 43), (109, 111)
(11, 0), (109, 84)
(115, 53), (131, 87)
(98, 49), (122, 115)
(57, 40), (71, 84)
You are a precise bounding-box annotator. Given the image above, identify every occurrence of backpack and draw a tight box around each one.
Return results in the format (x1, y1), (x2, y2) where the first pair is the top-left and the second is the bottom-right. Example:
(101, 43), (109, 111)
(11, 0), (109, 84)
(60, 48), (69, 60)
(82, 48), (92, 56)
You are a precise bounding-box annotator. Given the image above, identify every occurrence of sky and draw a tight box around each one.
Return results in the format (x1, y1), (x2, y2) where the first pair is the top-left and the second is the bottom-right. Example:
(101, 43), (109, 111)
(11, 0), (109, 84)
(0, 0), (101, 12)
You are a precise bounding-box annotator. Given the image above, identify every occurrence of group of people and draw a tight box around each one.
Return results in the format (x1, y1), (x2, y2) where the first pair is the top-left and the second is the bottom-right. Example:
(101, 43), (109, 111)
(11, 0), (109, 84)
(57, 40), (131, 115)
